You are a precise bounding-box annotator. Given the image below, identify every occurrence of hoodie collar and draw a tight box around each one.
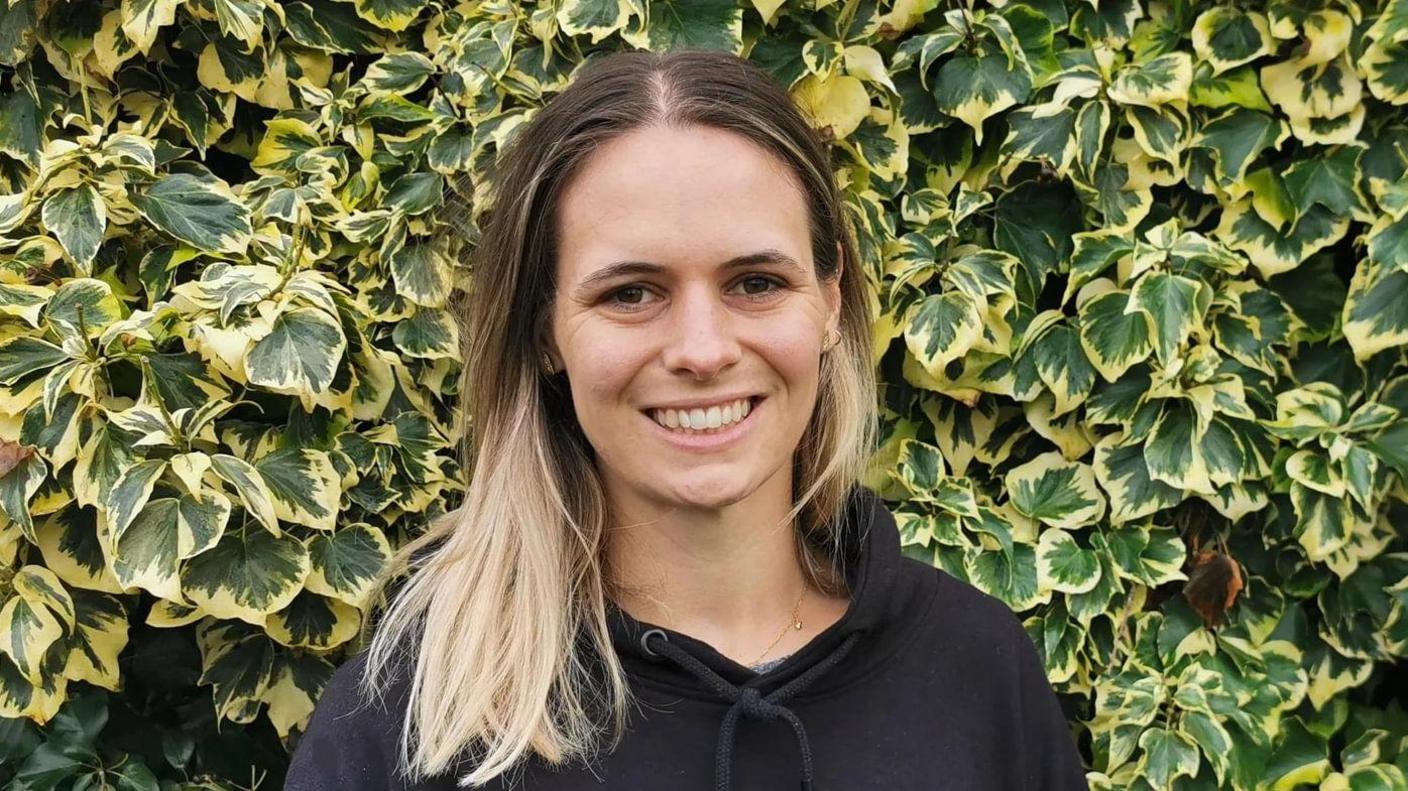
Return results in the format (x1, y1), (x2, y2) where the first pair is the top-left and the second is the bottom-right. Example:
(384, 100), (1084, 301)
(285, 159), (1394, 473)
(604, 483), (902, 695)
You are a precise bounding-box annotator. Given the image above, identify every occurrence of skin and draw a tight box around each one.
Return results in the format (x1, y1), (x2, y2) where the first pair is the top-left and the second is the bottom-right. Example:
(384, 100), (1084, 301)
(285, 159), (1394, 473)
(543, 123), (851, 667)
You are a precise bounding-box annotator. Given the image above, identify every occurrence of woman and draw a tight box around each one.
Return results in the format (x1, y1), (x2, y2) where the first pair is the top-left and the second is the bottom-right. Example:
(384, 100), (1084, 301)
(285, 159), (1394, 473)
(285, 49), (1088, 790)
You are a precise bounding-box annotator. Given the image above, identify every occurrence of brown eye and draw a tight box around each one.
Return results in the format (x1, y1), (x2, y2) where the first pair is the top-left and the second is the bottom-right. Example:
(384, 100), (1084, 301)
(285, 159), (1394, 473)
(736, 275), (784, 298)
(603, 284), (657, 312)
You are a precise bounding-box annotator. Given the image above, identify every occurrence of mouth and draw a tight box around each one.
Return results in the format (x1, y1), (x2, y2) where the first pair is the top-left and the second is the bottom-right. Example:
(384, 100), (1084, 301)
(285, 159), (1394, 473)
(640, 396), (766, 450)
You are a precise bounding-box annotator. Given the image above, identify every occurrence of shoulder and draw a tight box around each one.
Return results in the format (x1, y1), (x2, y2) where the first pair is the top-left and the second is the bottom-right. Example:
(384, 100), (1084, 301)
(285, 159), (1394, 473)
(285, 650), (412, 791)
(897, 557), (1039, 669)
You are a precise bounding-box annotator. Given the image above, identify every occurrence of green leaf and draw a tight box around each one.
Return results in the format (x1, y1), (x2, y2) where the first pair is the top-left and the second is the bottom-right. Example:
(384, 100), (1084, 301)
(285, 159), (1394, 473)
(556, 0), (635, 43)
(1109, 52), (1193, 106)
(904, 290), (982, 376)
(1191, 8), (1272, 75)
(1079, 290), (1152, 382)
(1127, 271), (1208, 364)
(620, 0), (744, 54)
(253, 447), (340, 532)
(41, 185), (106, 268)
(1006, 451), (1107, 529)
(130, 173), (252, 255)
(934, 54), (1031, 143)
(1343, 261), (1408, 361)
(244, 307), (347, 396)
(352, 0), (426, 31)
(1137, 726), (1201, 789)
(182, 527), (311, 625)
(1036, 528), (1102, 594)
(305, 525), (392, 609)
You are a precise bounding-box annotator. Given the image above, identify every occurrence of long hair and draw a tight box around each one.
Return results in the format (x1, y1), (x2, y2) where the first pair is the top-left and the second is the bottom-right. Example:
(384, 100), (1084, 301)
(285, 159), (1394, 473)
(357, 48), (879, 787)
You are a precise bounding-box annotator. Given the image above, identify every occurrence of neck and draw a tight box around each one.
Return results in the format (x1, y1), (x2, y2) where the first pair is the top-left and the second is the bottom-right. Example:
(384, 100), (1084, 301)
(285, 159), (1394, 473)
(603, 471), (820, 664)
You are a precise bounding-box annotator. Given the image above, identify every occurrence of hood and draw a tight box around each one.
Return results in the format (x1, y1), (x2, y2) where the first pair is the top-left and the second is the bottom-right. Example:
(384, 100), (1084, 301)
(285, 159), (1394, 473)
(603, 484), (914, 791)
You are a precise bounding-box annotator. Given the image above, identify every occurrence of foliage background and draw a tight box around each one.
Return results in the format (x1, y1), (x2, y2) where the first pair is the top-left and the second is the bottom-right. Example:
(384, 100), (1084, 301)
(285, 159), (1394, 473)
(0, 0), (1406, 788)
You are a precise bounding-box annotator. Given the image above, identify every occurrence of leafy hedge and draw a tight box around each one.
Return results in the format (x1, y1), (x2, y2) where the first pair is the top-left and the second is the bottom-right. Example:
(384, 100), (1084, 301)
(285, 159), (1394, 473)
(0, 0), (1406, 788)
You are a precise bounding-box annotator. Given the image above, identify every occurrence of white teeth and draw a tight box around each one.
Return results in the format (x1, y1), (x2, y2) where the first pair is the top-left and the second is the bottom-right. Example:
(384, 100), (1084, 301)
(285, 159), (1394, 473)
(650, 398), (754, 433)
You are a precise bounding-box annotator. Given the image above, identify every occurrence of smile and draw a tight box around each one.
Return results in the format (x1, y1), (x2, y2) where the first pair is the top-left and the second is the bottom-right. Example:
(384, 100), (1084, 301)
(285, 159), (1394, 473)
(641, 396), (765, 450)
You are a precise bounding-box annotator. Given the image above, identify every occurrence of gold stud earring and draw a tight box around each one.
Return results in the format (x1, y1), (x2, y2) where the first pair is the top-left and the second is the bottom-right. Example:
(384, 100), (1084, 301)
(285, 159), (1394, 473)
(540, 351), (555, 375)
(822, 328), (841, 352)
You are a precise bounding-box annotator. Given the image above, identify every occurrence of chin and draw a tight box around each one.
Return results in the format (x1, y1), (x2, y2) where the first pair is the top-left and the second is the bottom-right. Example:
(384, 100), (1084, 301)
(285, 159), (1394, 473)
(656, 474), (758, 510)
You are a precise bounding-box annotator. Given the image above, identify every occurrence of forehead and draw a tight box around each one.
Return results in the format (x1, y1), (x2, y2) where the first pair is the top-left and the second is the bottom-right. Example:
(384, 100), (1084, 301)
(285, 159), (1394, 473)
(553, 124), (812, 277)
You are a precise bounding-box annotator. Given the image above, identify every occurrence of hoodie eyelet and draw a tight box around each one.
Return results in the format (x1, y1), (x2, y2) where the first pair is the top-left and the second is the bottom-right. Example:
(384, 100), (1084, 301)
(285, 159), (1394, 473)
(640, 628), (668, 659)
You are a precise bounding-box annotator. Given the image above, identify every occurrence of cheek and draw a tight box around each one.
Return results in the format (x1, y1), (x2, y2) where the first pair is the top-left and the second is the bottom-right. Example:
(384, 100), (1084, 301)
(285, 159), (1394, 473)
(568, 340), (647, 417)
(754, 325), (822, 386)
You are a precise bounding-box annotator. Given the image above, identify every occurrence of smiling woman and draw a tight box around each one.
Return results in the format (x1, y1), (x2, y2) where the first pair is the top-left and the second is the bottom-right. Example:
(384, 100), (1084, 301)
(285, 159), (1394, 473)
(284, 48), (1087, 791)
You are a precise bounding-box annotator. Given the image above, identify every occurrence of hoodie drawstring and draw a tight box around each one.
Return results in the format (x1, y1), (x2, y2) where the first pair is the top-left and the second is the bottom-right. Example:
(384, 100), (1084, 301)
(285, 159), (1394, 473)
(640, 628), (863, 791)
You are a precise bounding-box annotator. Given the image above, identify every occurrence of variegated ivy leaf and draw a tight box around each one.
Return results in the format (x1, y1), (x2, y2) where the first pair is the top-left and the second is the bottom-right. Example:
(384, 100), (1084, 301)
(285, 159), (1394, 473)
(1191, 8), (1273, 76)
(1006, 452), (1107, 529)
(1036, 528), (1102, 595)
(105, 458), (167, 544)
(1002, 101), (1076, 173)
(196, 620), (276, 723)
(934, 54), (1032, 144)
(361, 51), (435, 94)
(35, 507), (124, 594)
(209, 0), (264, 49)
(1032, 324), (1096, 417)
(40, 184), (106, 269)
(893, 438), (946, 498)
(1192, 108), (1286, 189)
(120, 0), (181, 55)
(1108, 52), (1194, 107)
(1095, 433), (1184, 525)
(1290, 484), (1360, 562)
(1343, 260), (1408, 361)
(44, 278), (123, 339)
(1126, 271), (1210, 365)
(253, 447), (341, 532)
(1145, 399), (1215, 495)
(0, 566), (74, 685)
(1079, 289), (1153, 383)
(265, 590), (360, 650)
(904, 290), (982, 377)
(391, 306), (457, 360)
(244, 306), (347, 396)
(965, 540), (1041, 611)
(1137, 726), (1200, 789)
(0, 645), (65, 724)
(182, 526), (311, 626)
(130, 173), (253, 255)
(263, 651), (335, 737)
(112, 491), (232, 601)
(0, 454), (48, 544)
(305, 524), (392, 609)
(63, 590), (128, 691)
(794, 71), (871, 141)
(619, 0), (744, 54)
(1363, 37), (1408, 106)
(556, 0), (635, 43)
(205, 453), (280, 532)
(1260, 54), (1362, 124)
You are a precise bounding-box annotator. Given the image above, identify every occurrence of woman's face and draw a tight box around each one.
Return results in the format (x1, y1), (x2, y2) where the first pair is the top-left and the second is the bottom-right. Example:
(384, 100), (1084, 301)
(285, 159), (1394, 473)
(546, 123), (841, 512)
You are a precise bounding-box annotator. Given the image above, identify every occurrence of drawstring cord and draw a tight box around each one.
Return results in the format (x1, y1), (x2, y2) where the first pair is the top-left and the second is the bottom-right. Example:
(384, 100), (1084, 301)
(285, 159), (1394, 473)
(640, 628), (863, 791)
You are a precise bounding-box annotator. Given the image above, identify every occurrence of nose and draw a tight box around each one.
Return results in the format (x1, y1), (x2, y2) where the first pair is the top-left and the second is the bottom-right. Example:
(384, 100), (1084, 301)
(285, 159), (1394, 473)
(658, 284), (742, 380)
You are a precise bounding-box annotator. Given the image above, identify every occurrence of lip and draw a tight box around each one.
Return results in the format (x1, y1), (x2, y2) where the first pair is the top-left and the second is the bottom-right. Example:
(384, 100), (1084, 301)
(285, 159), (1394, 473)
(643, 396), (765, 452)
(644, 393), (762, 411)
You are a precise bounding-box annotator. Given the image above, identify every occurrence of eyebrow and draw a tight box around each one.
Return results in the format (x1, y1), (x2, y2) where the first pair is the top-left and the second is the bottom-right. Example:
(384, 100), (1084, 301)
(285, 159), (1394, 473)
(571, 249), (807, 301)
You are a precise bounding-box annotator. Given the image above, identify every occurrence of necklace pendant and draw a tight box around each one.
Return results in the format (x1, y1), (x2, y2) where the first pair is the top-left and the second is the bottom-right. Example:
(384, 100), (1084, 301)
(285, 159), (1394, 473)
(793, 621), (802, 629)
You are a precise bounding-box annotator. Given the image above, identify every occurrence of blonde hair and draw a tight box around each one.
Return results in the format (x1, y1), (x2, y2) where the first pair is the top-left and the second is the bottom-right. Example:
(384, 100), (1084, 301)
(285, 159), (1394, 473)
(356, 48), (879, 787)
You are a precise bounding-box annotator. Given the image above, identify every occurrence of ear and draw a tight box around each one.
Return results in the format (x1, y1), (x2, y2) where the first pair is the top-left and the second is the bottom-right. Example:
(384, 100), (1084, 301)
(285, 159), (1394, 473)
(826, 239), (844, 332)
(537, 321), (559, 371)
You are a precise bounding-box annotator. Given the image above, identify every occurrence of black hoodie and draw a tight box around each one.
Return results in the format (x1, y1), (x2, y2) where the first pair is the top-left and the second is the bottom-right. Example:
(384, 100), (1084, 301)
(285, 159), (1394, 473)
(285, 486), (1089, 790)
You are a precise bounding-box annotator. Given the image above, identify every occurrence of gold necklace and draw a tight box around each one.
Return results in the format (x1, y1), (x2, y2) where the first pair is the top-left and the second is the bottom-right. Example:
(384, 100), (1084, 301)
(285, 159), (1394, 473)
(747, 582), (807, 667)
